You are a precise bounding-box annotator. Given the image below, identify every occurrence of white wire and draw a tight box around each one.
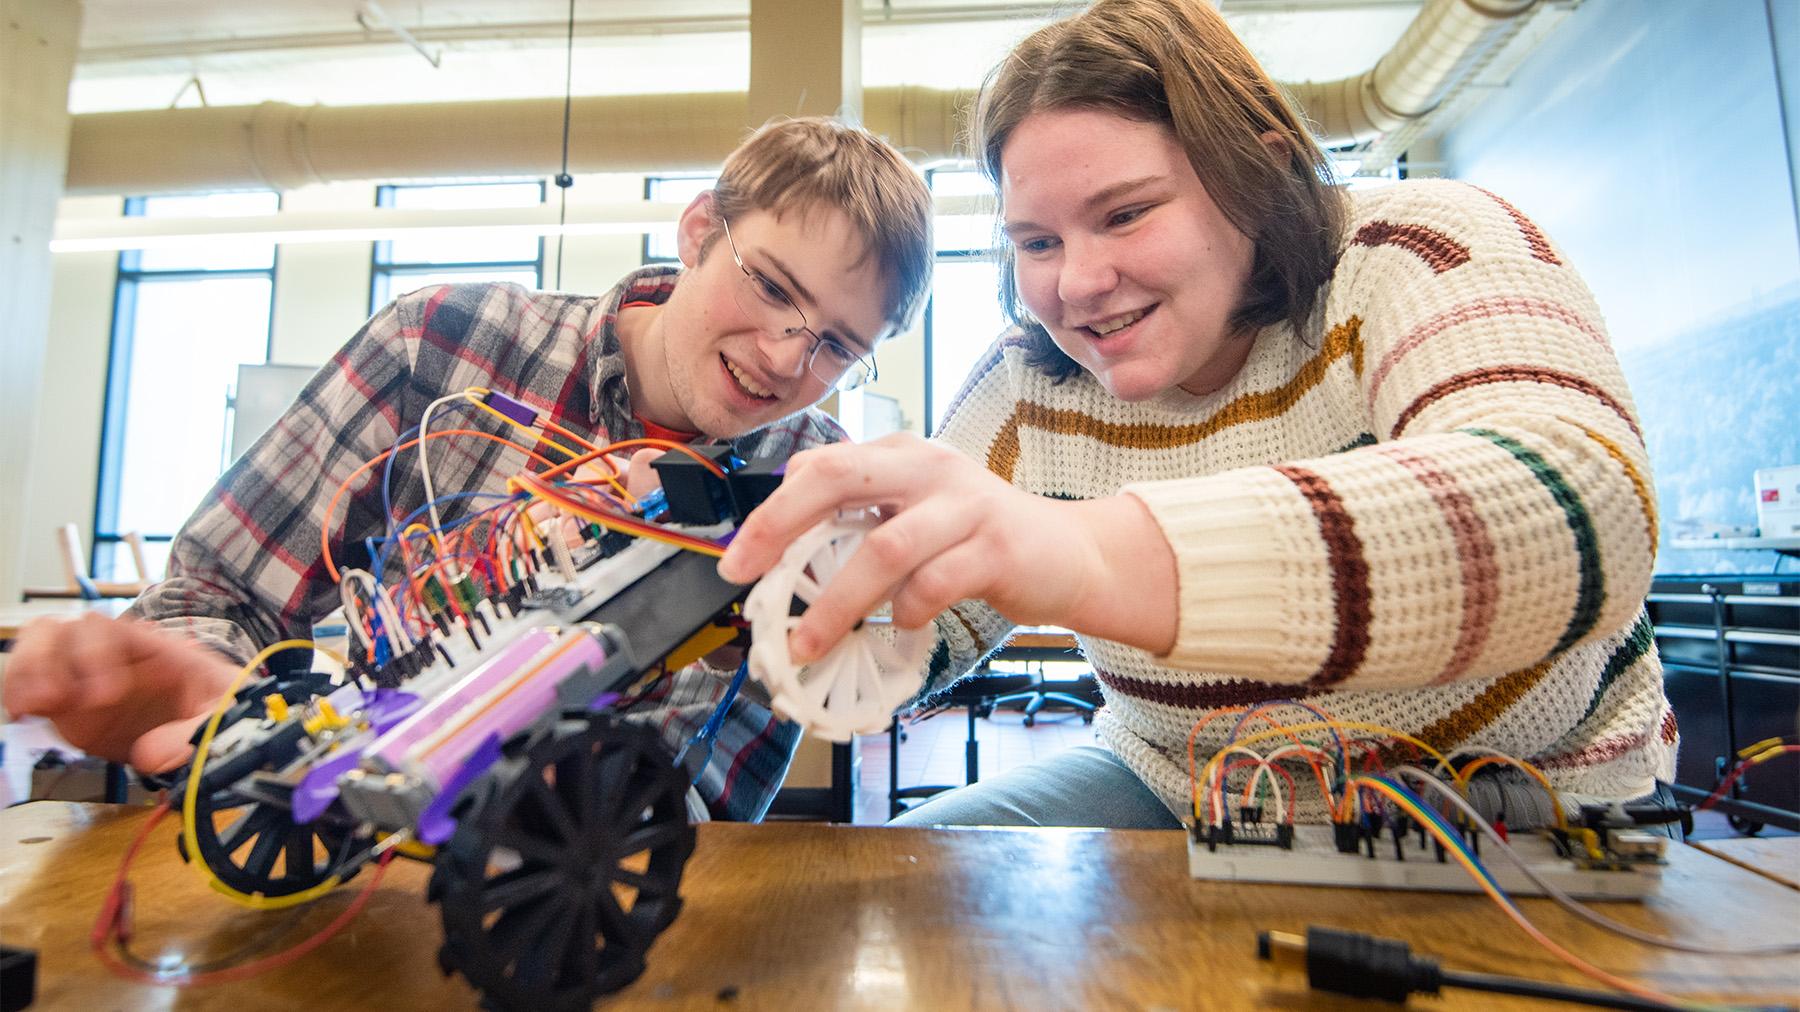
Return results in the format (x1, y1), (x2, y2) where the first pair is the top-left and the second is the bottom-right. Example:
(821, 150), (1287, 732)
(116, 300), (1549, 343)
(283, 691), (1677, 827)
(341, 568), (410, 653)
(417, 392), (470, 581)
(1210, 745), (1283, 827)
(1262, 743), (1341, 815)
(338, 581), (370, 652)
(1394, 767), (1800, 957)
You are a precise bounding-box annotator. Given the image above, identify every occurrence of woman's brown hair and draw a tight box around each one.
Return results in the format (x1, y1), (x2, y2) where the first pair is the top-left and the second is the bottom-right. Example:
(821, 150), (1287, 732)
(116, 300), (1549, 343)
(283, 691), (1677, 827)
(975, 0), (1348, 380)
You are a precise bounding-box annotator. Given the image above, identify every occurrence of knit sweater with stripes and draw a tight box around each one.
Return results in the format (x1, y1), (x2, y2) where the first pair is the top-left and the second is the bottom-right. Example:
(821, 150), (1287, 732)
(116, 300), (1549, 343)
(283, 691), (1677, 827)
(926, 178), (1673, 822)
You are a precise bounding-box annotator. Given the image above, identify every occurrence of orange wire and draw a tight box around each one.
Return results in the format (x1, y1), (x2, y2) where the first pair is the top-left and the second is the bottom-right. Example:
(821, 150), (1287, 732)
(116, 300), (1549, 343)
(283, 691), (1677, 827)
(320, 429), (555, 581)
(1187, 706), (1338, 823)
(537, 437), (727, 482)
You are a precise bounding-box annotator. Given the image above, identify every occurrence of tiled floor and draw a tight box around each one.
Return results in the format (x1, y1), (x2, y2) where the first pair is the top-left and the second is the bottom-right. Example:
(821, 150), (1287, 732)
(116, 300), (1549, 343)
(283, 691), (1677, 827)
(851, 700), (1099, 825)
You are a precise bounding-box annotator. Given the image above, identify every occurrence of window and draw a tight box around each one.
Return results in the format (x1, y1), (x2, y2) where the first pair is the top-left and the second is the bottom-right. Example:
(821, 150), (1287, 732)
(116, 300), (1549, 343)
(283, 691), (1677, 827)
(95, 191), (281, 581)
(370, 181), (546, 312)
(643, 175), (716, 263)
(924, 168), (1006, 434)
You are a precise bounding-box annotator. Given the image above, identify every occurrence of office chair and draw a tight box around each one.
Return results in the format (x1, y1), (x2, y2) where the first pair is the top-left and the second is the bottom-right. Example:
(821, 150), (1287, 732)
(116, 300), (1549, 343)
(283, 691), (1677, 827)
(887, 670), (1036, 818)
(992, 671), (1102, 727)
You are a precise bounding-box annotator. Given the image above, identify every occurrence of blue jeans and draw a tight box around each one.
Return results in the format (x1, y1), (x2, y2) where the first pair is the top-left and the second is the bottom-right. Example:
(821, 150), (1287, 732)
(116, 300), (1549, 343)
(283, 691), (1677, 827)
(887, 745), (1683, 838)
(887, 745), (1182, 829)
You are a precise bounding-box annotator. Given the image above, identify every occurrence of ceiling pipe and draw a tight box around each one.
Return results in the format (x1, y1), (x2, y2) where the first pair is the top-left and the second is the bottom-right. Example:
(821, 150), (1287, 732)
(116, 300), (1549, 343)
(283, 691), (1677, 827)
(64, 87), (974, 194)
(1284, 0), (1539, 147)
(62, 0), (1540, 195)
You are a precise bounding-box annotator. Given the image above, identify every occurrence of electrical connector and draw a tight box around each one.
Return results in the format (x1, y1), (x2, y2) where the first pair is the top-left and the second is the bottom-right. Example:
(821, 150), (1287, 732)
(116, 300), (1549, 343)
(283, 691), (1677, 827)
(1257, 926), (1692, 1010)
(1259, 926), (1441, 1003)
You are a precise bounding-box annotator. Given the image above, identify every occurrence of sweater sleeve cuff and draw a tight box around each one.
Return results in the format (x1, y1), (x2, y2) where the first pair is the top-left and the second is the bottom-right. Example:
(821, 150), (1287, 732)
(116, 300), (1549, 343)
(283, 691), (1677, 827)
(1121, 470), (1317, 681)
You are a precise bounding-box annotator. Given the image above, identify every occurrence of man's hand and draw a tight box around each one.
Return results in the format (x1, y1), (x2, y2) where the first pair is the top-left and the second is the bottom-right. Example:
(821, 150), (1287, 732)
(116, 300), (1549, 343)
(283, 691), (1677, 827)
(2, 614), (244, 773)
(716, 433), (1179, 663)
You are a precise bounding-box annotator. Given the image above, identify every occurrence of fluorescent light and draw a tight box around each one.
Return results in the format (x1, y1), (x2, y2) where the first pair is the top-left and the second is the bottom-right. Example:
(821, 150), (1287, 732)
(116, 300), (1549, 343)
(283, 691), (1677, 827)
(49, 194), (998, 253)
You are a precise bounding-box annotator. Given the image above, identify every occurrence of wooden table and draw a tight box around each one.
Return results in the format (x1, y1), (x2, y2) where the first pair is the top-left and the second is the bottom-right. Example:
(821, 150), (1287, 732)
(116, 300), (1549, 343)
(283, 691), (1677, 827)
(2, 802), (1796, 1010)
(1689, 835), (1800, 891)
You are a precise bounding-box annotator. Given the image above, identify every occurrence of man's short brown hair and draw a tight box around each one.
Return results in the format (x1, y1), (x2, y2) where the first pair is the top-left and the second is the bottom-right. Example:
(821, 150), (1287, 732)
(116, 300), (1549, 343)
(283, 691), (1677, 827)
(707, 118), (933, 337)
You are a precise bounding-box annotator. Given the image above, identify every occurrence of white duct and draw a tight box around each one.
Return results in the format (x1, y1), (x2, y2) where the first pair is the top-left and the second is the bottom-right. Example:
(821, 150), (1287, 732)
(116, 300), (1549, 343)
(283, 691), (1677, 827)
(63, 0), (1539, 194)
(64, 87), (973, 195)
(1284, 0), (1539, 147)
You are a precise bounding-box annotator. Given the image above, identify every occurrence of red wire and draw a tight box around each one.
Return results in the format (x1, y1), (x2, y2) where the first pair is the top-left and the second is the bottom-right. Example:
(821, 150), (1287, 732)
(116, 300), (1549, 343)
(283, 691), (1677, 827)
(92, 800), (398, 986)
(1694, 744), (1799, 811)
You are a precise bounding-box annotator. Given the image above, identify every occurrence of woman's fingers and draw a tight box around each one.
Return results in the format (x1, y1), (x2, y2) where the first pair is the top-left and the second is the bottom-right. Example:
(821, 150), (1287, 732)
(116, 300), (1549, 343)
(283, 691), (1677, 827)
(885, 536), (1000, 631)
(785, 504), (974, 662)
(720, 439), (931, 583)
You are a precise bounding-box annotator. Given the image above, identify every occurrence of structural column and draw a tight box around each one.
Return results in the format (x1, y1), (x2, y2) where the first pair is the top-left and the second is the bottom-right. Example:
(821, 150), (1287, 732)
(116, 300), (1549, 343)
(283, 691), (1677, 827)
(0, 0), (84, 604)
(748, 0), (862, 125)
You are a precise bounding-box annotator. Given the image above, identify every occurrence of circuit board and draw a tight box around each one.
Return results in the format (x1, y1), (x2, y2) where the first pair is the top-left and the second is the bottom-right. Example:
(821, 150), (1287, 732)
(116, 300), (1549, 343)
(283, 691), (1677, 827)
(1186, 823), (1663, 899)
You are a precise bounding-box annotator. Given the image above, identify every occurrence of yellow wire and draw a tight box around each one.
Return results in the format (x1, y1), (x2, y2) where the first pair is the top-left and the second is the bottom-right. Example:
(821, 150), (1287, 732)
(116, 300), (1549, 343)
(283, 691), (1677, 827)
(509, 476), (725, 558)
(461, 391), (584, 461)
(461, 388), (636, 504)
(1199, 719), (1457, 822)
(400, 521), (445, 558)
(181, 639), (351, 910)
(1451, 754), (1568, 829)
(1346, 776), (1716, 1011)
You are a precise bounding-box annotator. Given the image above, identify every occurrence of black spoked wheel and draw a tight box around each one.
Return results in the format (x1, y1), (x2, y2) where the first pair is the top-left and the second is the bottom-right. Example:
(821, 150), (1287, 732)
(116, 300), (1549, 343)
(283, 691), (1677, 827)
(175, 724), (359, 898)
(432, 715), (695, 1011)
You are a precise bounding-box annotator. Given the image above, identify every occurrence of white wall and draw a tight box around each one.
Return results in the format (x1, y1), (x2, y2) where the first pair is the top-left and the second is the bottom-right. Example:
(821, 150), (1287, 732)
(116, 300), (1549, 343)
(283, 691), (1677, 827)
(1, 0), (83, 603)
(1441, 0), (1800, 575)
(20, 196), (118, 592)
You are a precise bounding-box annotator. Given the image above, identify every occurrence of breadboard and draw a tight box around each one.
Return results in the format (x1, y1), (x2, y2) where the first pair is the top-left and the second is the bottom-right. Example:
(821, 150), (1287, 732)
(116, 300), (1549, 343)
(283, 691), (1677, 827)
(1186, 825), (1662, 900)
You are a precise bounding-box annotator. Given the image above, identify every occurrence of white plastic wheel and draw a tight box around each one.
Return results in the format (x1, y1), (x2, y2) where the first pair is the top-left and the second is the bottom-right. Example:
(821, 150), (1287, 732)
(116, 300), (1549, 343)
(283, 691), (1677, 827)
(744, 513), (933, 742)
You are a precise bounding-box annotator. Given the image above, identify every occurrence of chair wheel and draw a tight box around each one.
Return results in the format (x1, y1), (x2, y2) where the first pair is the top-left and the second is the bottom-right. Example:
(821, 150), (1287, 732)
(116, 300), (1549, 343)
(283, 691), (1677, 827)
(1023, 715), (1035, 728)
(1727, 814), (1764, 836)
(1082, 712), (1093, 725)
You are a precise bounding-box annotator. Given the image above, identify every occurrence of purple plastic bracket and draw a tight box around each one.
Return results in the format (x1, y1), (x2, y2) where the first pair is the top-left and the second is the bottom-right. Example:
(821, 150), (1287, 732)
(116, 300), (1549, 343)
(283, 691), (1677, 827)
(416, 732), (503, 845)
(362, 689), (424, 734)
(293, 749), (365, 824)
(483, 389), (539, 428)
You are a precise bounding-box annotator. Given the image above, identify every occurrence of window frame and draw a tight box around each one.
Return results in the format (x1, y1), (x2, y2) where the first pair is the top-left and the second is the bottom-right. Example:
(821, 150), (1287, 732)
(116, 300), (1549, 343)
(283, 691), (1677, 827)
(641, 174), (718, 265)
(93, 194), (281, 579)
(368, 180), (548, 314)
(923, 166), (1004, 434)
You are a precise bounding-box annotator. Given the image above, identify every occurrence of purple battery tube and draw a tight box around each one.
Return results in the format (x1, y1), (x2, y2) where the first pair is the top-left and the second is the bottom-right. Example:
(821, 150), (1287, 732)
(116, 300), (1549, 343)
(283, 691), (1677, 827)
(362, 628), (559, 775)
(403, 627), (611, 788)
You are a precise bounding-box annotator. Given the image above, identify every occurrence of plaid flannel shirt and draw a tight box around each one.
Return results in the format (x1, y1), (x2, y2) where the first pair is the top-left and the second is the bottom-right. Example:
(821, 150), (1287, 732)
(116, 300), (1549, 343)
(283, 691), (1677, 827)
(128, 266), (846, 821)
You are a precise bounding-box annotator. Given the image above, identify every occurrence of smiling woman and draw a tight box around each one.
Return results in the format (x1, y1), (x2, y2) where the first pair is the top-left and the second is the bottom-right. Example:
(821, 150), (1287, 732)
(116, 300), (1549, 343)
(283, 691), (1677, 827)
(998, 109), (1259, 402)
(718, 0), (1674, 834)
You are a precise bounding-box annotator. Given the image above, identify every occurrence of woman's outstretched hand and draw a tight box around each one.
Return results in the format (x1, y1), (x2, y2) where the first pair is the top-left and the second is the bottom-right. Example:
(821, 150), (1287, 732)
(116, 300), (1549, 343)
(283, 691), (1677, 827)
(717, 433), (1178, 663)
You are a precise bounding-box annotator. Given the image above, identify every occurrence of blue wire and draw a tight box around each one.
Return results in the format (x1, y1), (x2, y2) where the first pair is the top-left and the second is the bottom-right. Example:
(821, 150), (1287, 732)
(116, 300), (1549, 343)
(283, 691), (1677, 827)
(369, 491), (521, 579)
(673, 660), (750, 784)
(380, 424), (421, 536)
(1363, 774), (1499, 890)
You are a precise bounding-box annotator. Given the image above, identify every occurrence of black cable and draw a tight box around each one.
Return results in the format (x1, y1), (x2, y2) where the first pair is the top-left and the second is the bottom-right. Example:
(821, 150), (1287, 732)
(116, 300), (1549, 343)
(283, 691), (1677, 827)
(552, 0), (576, 290)
(1440, 968), (1675, 1011)
(1258, 926), (1742, 1011)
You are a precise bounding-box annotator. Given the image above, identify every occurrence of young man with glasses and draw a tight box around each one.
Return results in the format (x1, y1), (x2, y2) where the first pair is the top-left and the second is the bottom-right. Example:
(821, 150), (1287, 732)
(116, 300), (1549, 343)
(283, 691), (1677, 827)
(5, 117), (933, 822)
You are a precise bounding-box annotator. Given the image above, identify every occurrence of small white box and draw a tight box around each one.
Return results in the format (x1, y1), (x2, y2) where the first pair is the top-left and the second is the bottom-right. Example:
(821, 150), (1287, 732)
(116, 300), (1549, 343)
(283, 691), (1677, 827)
(1754, 465), (1800, 538)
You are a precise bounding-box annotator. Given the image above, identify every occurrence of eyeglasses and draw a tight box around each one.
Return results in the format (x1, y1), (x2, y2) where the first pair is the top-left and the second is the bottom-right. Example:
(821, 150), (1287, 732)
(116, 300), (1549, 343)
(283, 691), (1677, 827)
(720, 217), (878, 391)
